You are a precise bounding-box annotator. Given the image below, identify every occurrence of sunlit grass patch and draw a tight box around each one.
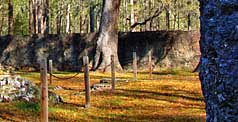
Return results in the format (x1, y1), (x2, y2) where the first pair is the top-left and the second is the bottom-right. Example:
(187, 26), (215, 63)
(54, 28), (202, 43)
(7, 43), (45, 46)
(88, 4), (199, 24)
(0, 70), (205, 122)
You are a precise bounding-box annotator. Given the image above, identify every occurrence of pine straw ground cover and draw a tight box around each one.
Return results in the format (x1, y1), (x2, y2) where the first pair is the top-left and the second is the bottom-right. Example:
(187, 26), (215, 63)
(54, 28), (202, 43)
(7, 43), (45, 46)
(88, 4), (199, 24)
(0, 70), (205, 122)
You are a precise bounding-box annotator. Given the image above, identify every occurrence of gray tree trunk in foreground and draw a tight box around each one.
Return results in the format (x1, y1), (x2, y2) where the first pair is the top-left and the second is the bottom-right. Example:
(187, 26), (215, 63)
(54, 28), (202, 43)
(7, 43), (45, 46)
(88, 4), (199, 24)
(200, 0), (238, 121)
(93, 0), (122, 72)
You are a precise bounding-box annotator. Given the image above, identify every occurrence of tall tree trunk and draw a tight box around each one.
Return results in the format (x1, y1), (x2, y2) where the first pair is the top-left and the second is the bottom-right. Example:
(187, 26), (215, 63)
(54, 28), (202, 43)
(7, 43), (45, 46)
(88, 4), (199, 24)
(187, 12), (191, 31)
(95, 12), (99, 31)
(143, 0), (147, 31)
(40, 0), (44, 34)
(200, 0), (238, 121)
(157, 16), (160, 30)
(79, 0), (83, 33)
(177, 12), (180, 30)
(89, 0), (95, 32)
(130, 0), (134, 32)
(44, 0), (49, 34)
(56, 3), (62, 35)
(33, 0), (37, 34)
(37, 0), (42, 34)
(86, 15), (89, 33)
(0, 16), (3, 36)
(123, 0), (127, 32)
(29, 0), (33, 35)
(56, 16), (61, 34)
(149, 0), (152, 31)
(0, 0), (3, 36)
(95, 0), (100, 31)
(66, 4), (71, 33)
(62, 14), (65, 34)
(173, 14), (176, 30)
(165, 8), (170, 30)
(122, 0), (129, 32)
(173, 0), (177, 30)
(8, 0), (13, 35)
(93, 0), (122, 72)
(150, 19), (153, 31)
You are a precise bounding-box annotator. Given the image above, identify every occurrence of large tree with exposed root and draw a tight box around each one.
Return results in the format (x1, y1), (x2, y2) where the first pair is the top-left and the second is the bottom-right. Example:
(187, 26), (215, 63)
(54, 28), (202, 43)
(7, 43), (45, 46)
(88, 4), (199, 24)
(93, 0), (122, 72)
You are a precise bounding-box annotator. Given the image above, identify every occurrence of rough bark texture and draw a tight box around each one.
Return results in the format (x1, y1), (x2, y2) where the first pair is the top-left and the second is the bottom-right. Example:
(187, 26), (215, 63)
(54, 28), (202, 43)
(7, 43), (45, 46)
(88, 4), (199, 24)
(200, 0), (238, 121)
(94, 0), (122, 72)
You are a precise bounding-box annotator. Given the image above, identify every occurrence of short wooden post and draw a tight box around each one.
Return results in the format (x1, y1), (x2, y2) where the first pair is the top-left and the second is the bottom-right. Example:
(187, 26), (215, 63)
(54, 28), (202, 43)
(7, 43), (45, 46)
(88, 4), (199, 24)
(148, 51), (152, 79)
(111, 55), (116, 91)
(40, 59), (48, 122)
(49, 60), (53, 84)
(133, 52), (137, 81)
(83, 56), (90, 108)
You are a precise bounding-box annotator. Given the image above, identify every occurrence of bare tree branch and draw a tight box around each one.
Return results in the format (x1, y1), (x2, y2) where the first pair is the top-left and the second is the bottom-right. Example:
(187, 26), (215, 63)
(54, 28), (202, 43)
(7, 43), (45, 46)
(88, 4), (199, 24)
(131, 1), (164, 29)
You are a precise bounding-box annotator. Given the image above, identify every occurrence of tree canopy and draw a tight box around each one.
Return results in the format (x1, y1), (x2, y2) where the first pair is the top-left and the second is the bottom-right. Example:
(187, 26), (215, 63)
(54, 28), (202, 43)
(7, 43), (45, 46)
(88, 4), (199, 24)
(0, 0), (199, 36)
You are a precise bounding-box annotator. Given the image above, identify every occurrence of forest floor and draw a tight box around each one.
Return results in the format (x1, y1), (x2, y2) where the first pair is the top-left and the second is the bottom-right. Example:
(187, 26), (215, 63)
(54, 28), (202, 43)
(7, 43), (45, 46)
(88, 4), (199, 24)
(0, 70), (205, 122)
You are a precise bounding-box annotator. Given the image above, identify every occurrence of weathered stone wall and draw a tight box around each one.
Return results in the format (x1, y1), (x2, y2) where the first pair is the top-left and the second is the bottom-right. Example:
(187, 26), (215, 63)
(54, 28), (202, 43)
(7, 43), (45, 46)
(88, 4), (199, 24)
(200, 0), (238, 121)
(0, 31), (200, 71)
(119, 31), (200, 71)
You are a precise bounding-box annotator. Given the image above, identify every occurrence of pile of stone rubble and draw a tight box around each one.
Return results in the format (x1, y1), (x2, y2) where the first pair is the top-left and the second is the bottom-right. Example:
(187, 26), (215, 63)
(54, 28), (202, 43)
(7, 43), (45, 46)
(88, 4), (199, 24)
(90, 79), (112, 92)
(0, 75), (38, 102)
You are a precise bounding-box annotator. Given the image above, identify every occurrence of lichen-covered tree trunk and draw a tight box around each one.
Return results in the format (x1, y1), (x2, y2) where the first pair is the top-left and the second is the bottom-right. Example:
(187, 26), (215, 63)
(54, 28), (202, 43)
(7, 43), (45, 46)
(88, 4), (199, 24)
(200, 1), (238, 121)
(93, 0), (122, 72)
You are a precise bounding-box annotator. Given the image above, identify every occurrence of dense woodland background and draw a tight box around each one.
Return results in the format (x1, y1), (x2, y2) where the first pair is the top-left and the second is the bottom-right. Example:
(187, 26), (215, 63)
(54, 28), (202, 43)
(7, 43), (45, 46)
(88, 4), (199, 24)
(0, 0), (199, 36)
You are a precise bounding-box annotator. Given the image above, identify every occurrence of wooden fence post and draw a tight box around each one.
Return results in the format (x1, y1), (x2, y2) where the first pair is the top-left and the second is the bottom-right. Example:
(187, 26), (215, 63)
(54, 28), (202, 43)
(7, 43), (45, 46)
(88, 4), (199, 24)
(133, 52), (137, 81)
(148, 51), (152, 79)
(111, 55), (115, 91)
(40, 59), (48, 122)
(83, 56), (90, 108)
(49, 60), (53, 84)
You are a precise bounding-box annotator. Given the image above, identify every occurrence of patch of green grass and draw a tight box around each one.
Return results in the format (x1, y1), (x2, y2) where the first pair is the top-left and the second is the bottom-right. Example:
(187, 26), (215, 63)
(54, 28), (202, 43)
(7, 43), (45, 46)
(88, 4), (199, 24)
(15, 102), (40, 113)
(103, 97), (124, 107)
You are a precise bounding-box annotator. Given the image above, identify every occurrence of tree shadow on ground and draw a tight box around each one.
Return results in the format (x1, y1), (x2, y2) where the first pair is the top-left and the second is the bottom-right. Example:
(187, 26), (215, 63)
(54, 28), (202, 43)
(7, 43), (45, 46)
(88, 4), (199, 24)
(115, 89), (203, 103)
(89, 114), (205, 122)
